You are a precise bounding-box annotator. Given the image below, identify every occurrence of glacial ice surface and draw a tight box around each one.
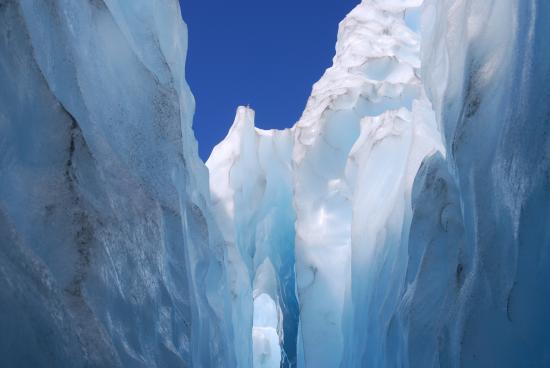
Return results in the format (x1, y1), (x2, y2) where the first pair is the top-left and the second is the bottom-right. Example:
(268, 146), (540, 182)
(208, 0), (550, 367)
(2, 0), (550, 367)
(207, 106), (297, 367)
(0, 0), (236, 367)
(207, 1), (442, 366)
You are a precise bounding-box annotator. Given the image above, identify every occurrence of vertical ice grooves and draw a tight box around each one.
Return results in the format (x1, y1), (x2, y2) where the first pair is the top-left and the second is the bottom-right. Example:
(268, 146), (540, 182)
(207, 2), (443, 367)
(2, 0), (550, 367)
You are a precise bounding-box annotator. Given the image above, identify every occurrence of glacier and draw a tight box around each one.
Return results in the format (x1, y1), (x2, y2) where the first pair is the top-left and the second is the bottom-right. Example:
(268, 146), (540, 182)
(1, 0), (550, 367)
(0, 0), (236, 366)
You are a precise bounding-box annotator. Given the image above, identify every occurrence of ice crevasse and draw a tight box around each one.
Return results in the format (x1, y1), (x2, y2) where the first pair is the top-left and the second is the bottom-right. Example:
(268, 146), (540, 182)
(208, 0), (550, 366)
(1, 0), (550, 367)
(208, 0), (443, 366)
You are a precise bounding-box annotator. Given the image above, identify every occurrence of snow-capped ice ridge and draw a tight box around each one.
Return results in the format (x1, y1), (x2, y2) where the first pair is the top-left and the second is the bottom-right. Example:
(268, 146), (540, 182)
(207, 106), (297, 367)
(209, 0), (550, 367)
(207, 1), (443, 367)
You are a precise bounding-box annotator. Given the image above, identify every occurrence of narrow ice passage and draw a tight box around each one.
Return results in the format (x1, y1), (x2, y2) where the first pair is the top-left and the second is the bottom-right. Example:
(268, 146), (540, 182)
(252, 260), (282, 368)
(207, 1), (442, 367)
(205, 0), (550, 365)
(207, 107), (299, 367)
(2, 0), (549, 366)
(253, 293), (282, 368)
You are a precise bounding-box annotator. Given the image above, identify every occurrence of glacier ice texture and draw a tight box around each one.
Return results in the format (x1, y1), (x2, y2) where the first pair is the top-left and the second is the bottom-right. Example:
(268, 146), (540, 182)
(1, 0), (550, 367)
(0, 0), (236, 367)
(207, 1), (443, 366)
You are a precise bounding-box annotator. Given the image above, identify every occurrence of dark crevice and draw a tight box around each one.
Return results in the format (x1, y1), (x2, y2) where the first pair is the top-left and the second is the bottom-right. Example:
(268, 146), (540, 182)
(456, 263), (464, 289)
(59, 102), (95, 300)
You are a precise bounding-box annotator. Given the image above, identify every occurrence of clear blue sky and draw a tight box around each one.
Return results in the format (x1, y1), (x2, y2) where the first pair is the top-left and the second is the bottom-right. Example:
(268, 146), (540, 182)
(180, 1), (359, 160)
